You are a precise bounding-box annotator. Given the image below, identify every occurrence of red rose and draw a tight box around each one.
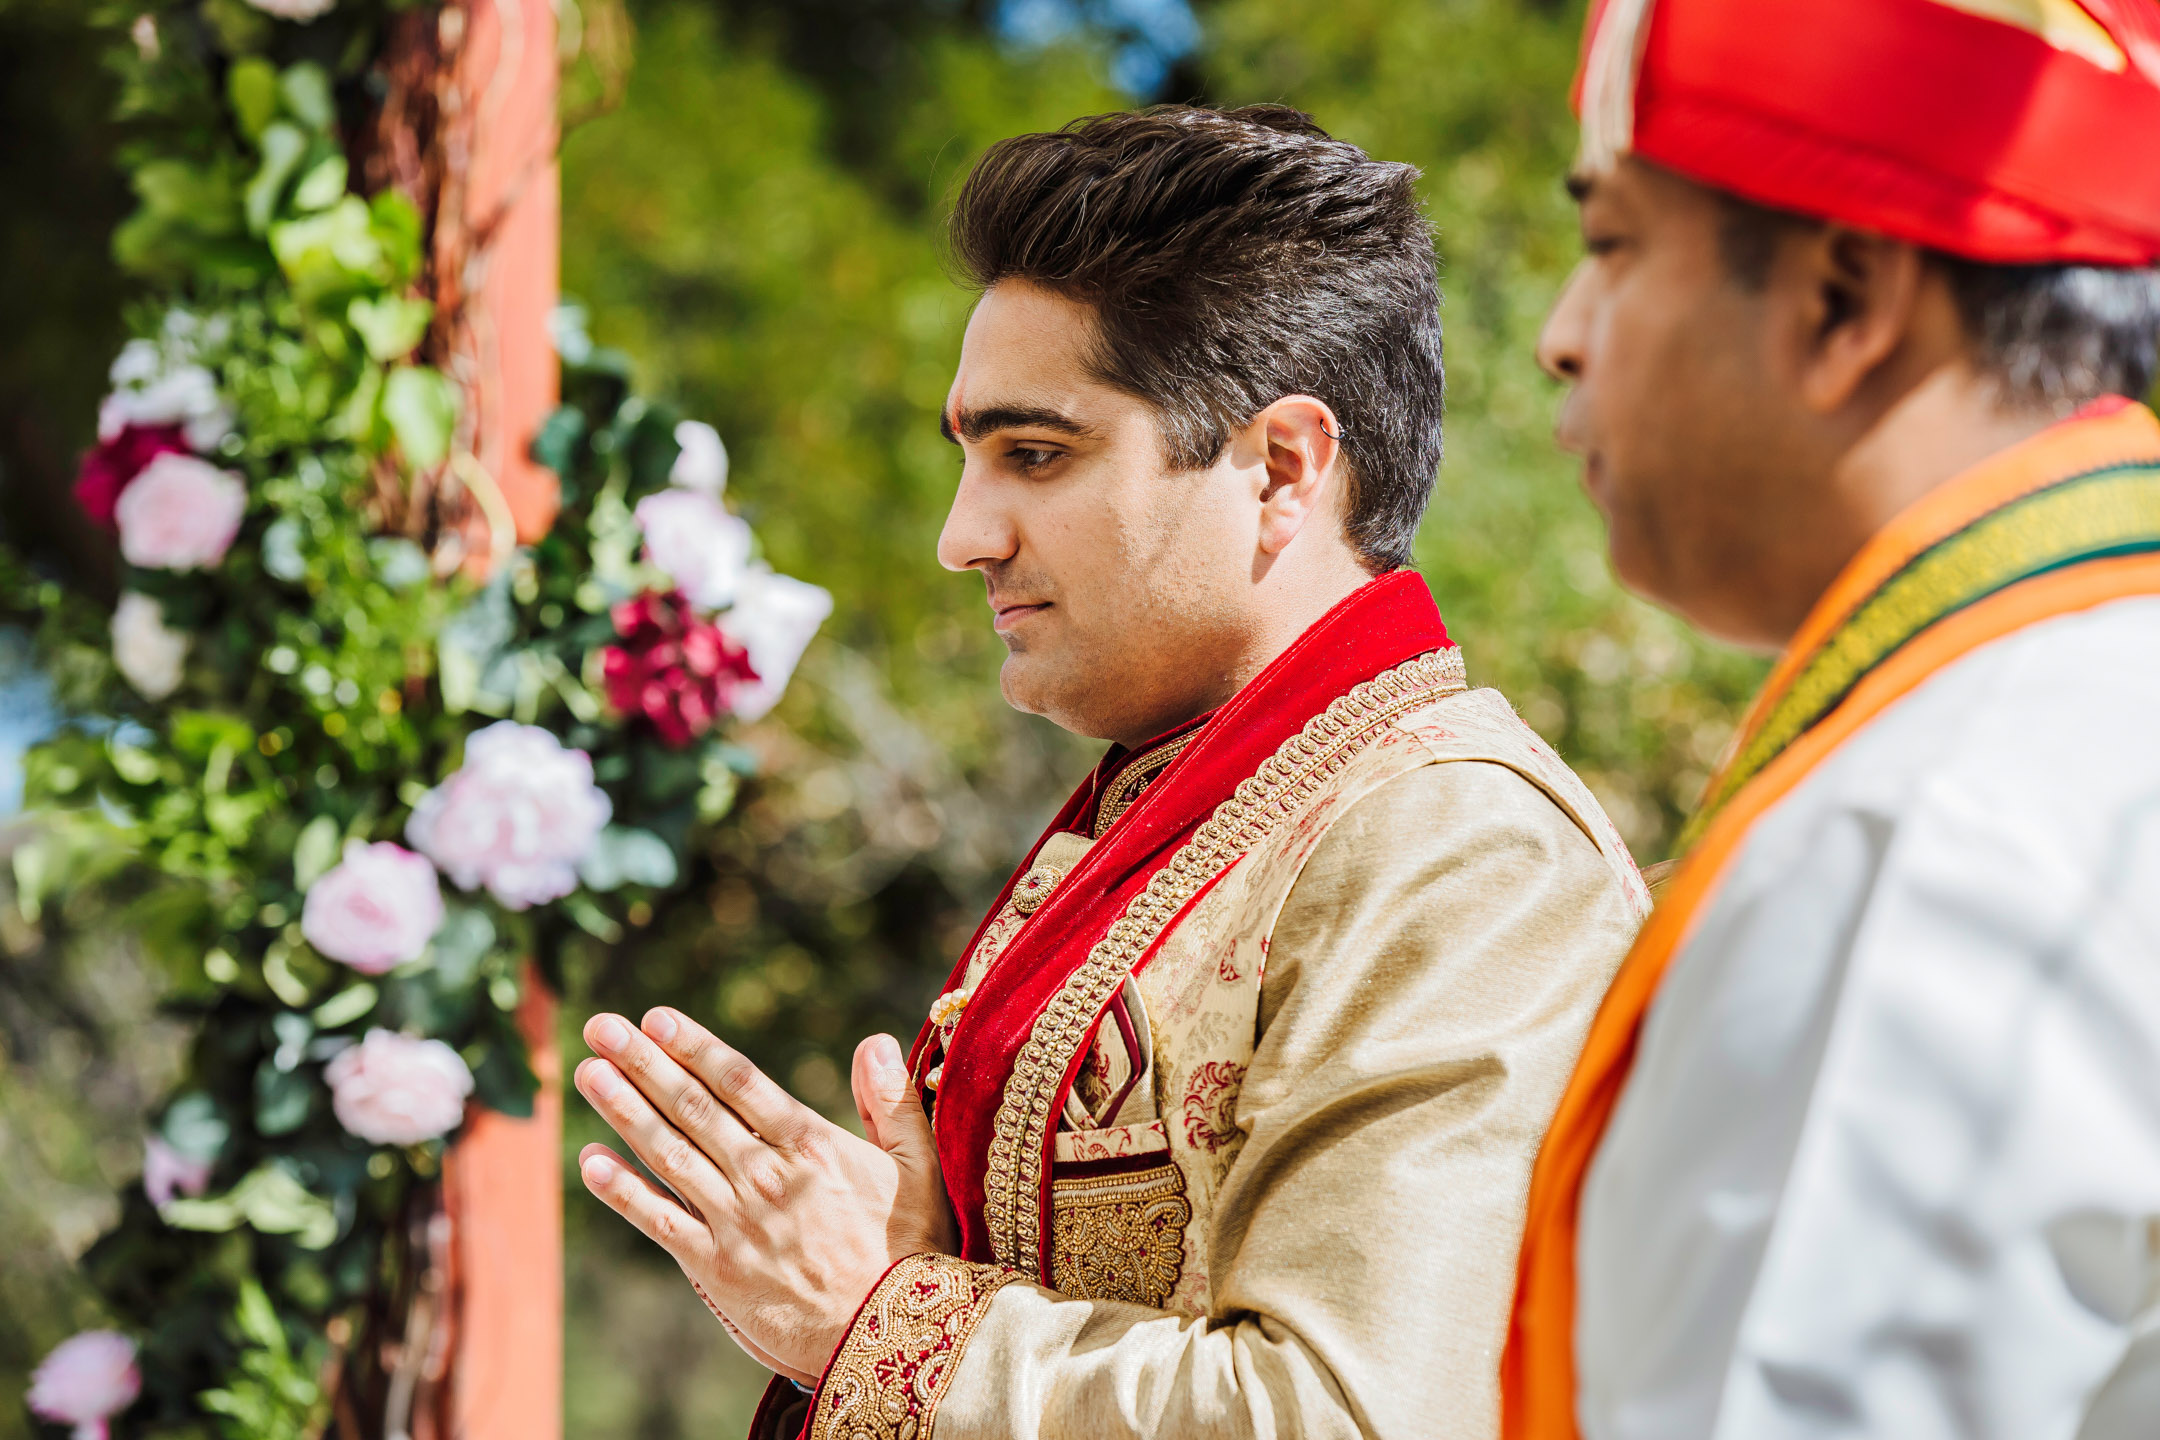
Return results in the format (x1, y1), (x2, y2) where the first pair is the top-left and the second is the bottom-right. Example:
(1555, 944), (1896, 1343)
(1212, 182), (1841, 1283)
(601, 590), (759, 747)
(75, 423), (190, 530)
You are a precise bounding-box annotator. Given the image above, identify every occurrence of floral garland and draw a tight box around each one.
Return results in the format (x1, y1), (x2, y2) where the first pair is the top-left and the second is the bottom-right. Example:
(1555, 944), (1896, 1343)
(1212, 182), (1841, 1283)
(21, 2), (827, 1434)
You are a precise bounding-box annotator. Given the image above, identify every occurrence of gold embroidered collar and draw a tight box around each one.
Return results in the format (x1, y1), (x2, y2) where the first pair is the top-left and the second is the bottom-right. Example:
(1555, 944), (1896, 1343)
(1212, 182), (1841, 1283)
(1092, 727), (1201, 839)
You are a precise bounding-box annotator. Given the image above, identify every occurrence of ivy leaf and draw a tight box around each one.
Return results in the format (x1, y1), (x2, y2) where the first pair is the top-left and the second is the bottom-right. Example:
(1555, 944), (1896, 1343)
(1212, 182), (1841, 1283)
(292, 814), (341, 891)
(565, 894), (623, 942)
(254, 1060), (313, 1137)
(382, 366), (459, 470)
(161, 1164), (339, 1250)
(531, 405), (588, 489)
(233, 1277), (289, 1357)
(158, 1092), (232, 1165)
(370, 191), (425, 286)
(270, 197), (383, 302)
(427, 904), (496, 990)
(347, 295), (434, 363)
(170, 710), (255, 761)
(311, 982), (378, 1030)
(244, 124), (307, 235)
(577, 826), (679, 892)
(291, 155), (349, 214)
(278, 63), (336, 134)
(227, 58), (279, 142)
(467, 1037), (539, 1118)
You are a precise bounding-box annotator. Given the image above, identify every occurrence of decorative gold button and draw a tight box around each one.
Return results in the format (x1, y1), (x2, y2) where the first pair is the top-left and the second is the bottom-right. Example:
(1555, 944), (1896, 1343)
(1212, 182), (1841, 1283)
(1010, 864), (1066, 915)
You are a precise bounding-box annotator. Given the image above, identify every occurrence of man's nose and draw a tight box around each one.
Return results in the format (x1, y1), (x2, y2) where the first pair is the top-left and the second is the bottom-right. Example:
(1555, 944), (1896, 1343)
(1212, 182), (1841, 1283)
(935, 461), (1018, 574)
(1535, 260), (1593, 384)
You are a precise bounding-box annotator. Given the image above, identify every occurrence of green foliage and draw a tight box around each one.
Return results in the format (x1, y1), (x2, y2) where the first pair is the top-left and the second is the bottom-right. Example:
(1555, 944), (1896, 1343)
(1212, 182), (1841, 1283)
(195, 1281), (325, 1440)
(9, 1), (810, 1431)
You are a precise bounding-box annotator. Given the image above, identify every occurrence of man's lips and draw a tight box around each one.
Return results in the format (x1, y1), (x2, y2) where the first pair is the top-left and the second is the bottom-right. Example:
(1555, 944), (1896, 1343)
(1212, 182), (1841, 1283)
(1578, 450), (1610, 509)
(991, 600), (1049, 632)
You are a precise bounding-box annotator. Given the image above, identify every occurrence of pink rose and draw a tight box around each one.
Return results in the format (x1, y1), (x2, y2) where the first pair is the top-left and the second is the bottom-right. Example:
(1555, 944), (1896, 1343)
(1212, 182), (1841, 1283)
(635, 488), (751, 610)
(113, 453), (246, 571)
(142, 1136), (213, 1206)
(324, 1029), (474, 1146)
(301, 840), (445, 974)
(27, 1331), (140, 1440)
(405, 721), (611, 909)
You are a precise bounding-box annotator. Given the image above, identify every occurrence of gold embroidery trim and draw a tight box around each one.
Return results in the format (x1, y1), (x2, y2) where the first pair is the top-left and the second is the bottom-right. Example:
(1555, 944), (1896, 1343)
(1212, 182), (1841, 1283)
(1093, 729), (1202, 839)
(1050, 1163), (1192, 1308)
(984, 647), (1468, 1273)
(809, 1253), (1021, 1440)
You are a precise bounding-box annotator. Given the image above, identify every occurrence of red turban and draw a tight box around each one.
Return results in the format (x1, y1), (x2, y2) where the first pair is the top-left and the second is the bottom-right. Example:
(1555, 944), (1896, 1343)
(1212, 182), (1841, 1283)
(1574, 0), (2160, 264)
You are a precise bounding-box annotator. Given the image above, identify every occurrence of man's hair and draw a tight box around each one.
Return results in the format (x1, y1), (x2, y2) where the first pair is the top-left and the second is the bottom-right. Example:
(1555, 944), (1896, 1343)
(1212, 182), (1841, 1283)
(1717, 195), (2160, 410)
(949, 105), (1445, 571)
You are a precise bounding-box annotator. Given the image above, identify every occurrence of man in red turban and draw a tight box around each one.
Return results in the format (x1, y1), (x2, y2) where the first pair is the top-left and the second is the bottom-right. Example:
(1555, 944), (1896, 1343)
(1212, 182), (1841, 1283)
(1508, 2), (2160, 1438)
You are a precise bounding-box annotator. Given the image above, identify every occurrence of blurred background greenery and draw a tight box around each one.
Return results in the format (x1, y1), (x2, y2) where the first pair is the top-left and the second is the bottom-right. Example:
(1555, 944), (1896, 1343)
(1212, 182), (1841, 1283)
(0, 0), (1774, 1432)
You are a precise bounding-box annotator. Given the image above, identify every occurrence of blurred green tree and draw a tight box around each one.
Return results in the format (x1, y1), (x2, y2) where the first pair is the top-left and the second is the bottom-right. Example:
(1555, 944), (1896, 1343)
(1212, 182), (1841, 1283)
(0, 0), (1780, 1434)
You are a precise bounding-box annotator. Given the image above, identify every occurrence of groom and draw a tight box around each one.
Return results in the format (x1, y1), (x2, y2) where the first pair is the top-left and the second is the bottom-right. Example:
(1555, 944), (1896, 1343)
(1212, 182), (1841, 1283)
(576, 105), (1645, 1440)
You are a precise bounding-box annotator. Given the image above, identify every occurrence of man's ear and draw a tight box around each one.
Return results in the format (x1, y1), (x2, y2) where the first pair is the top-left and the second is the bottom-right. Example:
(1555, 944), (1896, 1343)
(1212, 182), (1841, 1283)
(1782, 225), (1928, 415)
(1253, 395), (1345, 556)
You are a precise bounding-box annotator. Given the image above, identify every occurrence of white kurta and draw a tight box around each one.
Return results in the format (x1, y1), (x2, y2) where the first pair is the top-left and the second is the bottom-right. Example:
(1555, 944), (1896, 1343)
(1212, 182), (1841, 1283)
(1575, 595), (2160, 1440)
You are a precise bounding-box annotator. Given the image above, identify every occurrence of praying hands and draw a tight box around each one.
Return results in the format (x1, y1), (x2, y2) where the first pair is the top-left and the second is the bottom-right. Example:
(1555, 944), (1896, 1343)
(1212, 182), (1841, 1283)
(573, 1008), (958, 1383)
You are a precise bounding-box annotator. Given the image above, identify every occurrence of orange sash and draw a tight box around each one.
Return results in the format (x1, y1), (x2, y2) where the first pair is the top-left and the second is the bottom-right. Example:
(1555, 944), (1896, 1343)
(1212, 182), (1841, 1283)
(1501, 399), (2160, 1438)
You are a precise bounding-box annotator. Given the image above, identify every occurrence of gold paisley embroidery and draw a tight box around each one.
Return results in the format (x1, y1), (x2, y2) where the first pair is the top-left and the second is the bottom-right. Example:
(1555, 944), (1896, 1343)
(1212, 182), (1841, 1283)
(1050, 1163), (1192, 1308)
(1094, 729), (1202, 839)
(983, 648), (1468, 1274)
(809, 1253), (1021, 1440)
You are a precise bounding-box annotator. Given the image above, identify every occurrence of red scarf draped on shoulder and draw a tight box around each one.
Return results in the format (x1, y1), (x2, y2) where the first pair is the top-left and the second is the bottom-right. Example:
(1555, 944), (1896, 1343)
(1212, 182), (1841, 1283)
(915, 570), (1452, 1271)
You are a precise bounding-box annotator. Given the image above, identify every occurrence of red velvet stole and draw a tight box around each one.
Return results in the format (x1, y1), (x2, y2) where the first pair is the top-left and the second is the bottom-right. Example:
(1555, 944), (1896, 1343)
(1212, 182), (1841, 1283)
(916, 570), (1453, 1269)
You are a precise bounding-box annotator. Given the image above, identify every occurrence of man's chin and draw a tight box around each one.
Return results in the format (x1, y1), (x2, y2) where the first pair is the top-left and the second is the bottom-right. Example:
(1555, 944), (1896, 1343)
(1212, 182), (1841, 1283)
(998, 654), (1120, 739)
(997, 653), (1052, 720)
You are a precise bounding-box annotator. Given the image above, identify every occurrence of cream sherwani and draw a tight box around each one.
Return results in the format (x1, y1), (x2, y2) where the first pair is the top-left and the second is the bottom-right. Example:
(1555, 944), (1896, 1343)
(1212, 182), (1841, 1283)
(1576, 597), (2160, 1440)
(792, 675), (1648, 1440)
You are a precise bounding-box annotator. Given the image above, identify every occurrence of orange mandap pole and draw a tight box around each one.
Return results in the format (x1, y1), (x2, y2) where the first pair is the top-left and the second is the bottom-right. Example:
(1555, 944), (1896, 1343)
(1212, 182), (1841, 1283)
(437, 1), (562, 1438)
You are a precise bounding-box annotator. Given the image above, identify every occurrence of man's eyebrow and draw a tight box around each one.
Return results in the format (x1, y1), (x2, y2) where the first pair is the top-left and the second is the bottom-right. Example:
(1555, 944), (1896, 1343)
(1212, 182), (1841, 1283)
(940, 404), (1096, 445)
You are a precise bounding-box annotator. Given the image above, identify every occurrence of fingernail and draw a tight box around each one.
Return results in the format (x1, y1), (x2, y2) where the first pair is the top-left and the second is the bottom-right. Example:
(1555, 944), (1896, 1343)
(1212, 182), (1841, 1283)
(590, 1015), (629, 1053)
(873, 1034), (906, 1075)
(643, 1009), (678, 1043)
(585, 1062), (624, 1100)
(581, 1155), (615, 1187)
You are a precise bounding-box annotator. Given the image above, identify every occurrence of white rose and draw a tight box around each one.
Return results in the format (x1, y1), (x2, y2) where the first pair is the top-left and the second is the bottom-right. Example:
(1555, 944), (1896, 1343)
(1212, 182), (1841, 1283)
(110, 593), (188, 700)
(635, 488), (752, 611)
(113, 454), (247, 571)
(719, 569), (832, 722)
(97, 359), (230, 451)
(242, 0), (338, 18)
(669, 421), (729, 495)
(107, 339), (162, 390)
(405, 721), (612, 909)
